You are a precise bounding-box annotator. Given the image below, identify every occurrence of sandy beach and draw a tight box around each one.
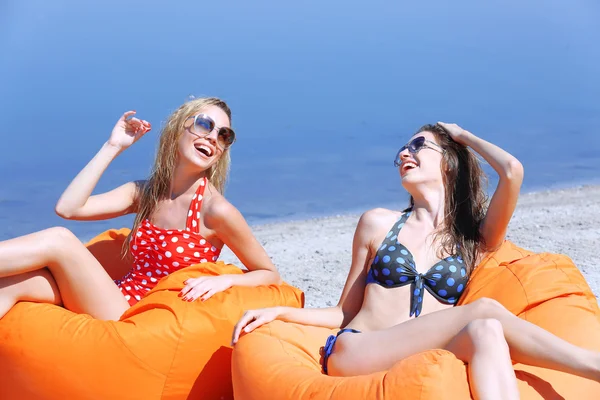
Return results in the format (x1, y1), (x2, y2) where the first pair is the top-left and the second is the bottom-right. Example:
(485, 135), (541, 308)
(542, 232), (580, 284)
(221, 185), (600, 308)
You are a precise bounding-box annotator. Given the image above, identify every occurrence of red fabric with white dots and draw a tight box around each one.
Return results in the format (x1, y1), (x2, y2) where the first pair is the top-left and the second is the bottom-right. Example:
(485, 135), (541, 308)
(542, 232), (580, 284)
(116, 177), (220, 305)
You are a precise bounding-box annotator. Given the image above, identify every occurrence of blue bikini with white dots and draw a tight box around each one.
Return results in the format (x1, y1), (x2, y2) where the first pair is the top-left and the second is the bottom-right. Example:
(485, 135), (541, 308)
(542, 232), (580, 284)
(366, 210), (469, 317)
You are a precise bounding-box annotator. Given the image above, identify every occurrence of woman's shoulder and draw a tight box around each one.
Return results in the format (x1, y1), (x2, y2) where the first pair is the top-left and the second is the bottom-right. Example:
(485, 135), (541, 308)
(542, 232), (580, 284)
(201, 186), (241, 226)
(359, 207), (405, 224)
(356, 207), (406, 235)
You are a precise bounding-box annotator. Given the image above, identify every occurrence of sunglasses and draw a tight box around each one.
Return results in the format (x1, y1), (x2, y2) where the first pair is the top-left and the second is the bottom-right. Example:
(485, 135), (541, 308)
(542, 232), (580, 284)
(186, 113), (236, 149)
(393, 136), (443, 167)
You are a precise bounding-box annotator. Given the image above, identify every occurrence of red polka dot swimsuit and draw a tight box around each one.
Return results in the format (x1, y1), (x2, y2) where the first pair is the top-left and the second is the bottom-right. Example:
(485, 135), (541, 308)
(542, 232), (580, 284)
(115, 177), (221, 306)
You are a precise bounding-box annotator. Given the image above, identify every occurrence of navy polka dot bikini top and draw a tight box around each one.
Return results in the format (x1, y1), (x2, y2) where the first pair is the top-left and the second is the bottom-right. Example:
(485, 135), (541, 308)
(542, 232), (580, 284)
(366, 210), (469, 318)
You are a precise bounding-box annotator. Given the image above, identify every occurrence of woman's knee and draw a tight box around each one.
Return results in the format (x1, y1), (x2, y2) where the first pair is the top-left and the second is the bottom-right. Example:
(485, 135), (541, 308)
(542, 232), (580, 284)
(469, 297), (508, 319)
(44, 226), (77, 241)
(465, 318), (505, 343)
(42, 227), (79, 253)
(447, 318), (507, 362)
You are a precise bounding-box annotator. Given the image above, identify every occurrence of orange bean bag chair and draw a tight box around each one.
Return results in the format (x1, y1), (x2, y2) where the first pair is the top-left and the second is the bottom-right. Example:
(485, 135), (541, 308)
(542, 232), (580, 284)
(0, 228), (304, 400)
(232, 241), (600, 399)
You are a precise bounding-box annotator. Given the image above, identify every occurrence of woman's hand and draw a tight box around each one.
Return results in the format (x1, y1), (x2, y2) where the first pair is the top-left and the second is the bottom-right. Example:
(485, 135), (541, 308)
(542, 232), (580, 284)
(107, 111), (152, 151)
(437, 122), (470, 146)
(180, 275), (233, 302)
(231, 307), (281, 345)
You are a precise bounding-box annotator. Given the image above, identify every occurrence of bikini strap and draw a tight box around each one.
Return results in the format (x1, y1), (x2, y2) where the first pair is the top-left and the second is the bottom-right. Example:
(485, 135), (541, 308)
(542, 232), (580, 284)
(185, 177), (207, 233)
(379, 210), (411, 248)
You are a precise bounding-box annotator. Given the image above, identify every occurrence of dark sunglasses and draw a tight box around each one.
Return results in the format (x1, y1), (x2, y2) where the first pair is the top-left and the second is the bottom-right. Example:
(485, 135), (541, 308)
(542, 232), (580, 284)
(394, 136), (443, 167)
(186, 113), (236, 149)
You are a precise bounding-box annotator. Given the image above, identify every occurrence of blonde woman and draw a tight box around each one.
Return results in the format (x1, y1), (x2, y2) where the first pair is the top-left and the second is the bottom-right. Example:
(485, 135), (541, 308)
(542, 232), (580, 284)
(0, 97), (280, 321)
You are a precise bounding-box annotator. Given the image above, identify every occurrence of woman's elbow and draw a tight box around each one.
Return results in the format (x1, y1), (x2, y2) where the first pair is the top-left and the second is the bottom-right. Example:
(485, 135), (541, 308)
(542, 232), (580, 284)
(504, 158), (524, 183)
(54, 203), (74, 219)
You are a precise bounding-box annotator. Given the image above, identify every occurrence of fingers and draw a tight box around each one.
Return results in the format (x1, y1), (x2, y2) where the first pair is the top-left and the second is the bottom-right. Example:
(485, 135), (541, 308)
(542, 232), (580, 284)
(179, 282), (194, 297)
(124, 119), (143, 135)
(180, 285), (193, 298)
(126, 118), (151, 130)
(200, 289), (217, 302)
(135, 125), (151, 138)
(122, 110), (136, 120)
(180, 277), (205, 299)
(122, 111), (151, 137)
(183, 277), (206, 287)
(436, 122), (463, 138)
(135, 119), (152, 130)
(183, 286), (208, 302)
(179, 277), (225, 302)
(137, 120), (152, 136)
(243, 317), (266, 334)
(231, 311), (271, 345)
(232, 312), (256, 345)
(182, 287), (202, 302)
(437, 121), (460, 130)
(125, 118), (142, 128)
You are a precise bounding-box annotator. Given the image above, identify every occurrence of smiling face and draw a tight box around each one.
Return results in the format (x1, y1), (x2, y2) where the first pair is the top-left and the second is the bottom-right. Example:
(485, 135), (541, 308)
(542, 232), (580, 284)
(397, 130), (445, 191)
(176, 105), (232, 173)
(393, 123), (490, 275)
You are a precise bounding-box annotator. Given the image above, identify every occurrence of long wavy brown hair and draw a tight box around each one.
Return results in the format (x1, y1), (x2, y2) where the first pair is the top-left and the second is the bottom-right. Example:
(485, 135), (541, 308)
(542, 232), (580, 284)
(407, 124), (488, 274)
(123, 97), (232, 254)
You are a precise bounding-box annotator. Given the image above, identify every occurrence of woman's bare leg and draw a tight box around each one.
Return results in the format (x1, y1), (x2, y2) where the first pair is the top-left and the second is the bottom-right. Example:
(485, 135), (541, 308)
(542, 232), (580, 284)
(0, 227), (129, 320)
(329, 298), (599, 382)
(446, 318), (519, 400)
(0, 268), (61, 317)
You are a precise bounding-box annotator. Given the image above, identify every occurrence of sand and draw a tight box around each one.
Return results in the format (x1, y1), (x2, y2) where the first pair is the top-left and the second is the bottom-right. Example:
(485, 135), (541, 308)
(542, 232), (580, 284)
(221, 185), (600, 308)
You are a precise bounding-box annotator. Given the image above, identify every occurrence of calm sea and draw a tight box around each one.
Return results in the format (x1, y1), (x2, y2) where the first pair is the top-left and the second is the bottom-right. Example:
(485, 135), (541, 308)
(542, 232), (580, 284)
(1, 0), (599, 241)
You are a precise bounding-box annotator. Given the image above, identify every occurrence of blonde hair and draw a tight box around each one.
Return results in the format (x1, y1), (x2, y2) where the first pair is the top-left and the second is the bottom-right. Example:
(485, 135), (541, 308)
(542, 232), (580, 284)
(124, 97), (232, 253)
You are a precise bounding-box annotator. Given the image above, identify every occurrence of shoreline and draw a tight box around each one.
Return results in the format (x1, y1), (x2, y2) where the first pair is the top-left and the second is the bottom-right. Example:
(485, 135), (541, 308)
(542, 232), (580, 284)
(221, 185), (600, 307)
(239, 179), (600, 228)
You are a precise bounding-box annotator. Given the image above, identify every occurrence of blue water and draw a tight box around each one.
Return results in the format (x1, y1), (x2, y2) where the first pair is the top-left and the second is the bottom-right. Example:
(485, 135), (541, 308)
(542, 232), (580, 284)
(1, 1), (599, 241)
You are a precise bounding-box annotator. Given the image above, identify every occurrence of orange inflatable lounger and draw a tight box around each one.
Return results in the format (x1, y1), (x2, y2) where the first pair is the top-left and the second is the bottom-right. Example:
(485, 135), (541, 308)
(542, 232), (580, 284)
(0, 228), (304, 400)
(232, 241), (600, 399)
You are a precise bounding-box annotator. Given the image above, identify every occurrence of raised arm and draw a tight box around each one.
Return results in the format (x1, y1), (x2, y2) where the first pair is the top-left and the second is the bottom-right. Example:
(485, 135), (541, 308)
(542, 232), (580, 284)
(438, 122), (524, 250)
(231, 209), (381, 345)
(55, 111), (151, 220)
